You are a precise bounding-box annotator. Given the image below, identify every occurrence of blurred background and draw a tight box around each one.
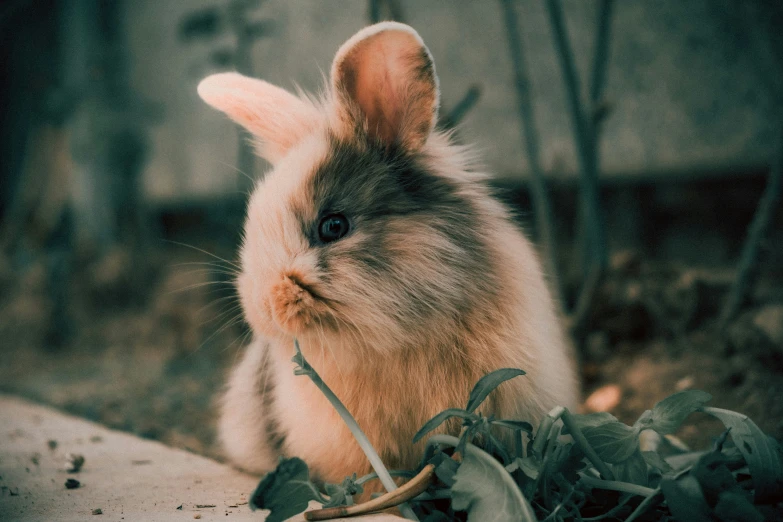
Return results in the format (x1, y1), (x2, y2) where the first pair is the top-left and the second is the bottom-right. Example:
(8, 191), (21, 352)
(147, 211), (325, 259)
(1, 0), (781, 458)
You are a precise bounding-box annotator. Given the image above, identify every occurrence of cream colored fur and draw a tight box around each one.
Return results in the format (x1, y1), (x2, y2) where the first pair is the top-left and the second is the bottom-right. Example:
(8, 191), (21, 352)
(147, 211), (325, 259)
(201, 22), (579, 487)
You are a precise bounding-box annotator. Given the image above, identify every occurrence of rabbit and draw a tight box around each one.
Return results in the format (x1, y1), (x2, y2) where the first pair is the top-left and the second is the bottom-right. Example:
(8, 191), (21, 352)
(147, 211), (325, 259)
(197, 21), (579, 488)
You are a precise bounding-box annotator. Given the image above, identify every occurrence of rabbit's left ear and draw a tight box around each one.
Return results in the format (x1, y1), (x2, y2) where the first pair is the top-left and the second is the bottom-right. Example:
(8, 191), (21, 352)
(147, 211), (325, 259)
(331, 22), (439, 152)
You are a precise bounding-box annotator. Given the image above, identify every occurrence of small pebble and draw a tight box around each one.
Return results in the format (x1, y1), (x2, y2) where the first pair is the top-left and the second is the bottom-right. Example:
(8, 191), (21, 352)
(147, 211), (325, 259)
(194, 515), (201, 520)
(65, 453), (85, 473)
(584, 384), (622, 412)
(675, 376), (694, 391)
(65, 478), (80, 489)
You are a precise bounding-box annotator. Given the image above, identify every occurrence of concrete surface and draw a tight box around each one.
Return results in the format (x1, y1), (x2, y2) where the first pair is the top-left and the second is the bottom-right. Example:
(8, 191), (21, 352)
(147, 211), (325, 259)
(0, 395), (399, 522)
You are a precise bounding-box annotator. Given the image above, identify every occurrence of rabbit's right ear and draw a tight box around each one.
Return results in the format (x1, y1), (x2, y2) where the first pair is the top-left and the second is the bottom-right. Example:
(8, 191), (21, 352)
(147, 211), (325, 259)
(198, 72), (318, 164)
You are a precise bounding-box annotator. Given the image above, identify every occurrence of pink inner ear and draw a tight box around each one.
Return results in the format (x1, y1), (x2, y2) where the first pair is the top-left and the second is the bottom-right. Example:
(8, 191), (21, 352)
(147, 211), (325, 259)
(335, 27), (438, 151)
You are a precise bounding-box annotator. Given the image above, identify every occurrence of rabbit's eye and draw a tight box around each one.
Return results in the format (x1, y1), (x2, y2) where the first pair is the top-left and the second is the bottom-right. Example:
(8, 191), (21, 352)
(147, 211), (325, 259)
(318, 214), (350, 243)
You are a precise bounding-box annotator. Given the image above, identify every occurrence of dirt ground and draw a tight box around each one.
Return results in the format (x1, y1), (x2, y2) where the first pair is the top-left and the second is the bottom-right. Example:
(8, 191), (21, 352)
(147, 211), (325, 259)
(1, 237), (782, 465)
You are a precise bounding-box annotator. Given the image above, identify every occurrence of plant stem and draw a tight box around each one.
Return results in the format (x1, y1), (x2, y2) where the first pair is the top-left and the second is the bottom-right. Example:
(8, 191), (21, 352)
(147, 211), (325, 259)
(561, 410), (615, 480)
(292, 340), (419, 521)
(305, 465), (435, 521)
(532, 406), (565, 458)
(356, 470), (415, 487)
(577, 474), (656, 497)
(623, 488), (662, 522)
(720, 130), (783, 326)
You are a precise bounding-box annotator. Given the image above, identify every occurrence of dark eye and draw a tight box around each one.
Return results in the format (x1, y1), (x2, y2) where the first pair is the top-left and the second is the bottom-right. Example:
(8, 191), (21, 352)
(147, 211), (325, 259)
(318, 214), (350, 243)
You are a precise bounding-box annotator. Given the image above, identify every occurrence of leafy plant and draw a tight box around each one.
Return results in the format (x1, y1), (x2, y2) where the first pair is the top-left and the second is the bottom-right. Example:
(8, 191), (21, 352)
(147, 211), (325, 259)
(249, 341), (783, 521)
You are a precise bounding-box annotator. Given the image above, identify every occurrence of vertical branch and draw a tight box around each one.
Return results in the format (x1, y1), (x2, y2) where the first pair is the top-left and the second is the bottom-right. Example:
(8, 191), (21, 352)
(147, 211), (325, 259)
(720, 132), (783, 326)
(368, 0), (382, 23)
(499, 0), (565, 309)
(589, 0), (614, 113)
(439, 84), (482, 130)
(545, 0), (607, 268)
(571, 0), (614, 337)
(367, 0), (405, 24)
(545, 0), (613, 336)
(228, 1), (257, 193)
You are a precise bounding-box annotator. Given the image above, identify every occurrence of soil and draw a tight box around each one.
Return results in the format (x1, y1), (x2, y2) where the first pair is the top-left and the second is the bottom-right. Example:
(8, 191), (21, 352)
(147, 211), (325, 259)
(1, 238), (782, 464)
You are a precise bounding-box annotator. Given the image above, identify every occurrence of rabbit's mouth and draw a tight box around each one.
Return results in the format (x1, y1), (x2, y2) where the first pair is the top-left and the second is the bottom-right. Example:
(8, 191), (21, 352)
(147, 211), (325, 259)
(268, 272), (330, 334)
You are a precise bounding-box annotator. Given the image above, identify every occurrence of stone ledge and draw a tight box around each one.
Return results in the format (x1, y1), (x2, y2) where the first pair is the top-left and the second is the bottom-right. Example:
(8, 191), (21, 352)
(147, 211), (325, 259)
(0, 395), (398, 521)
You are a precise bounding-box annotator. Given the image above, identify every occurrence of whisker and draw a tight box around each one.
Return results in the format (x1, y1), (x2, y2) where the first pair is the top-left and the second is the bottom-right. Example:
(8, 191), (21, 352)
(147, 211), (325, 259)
(168, 280), (237, 295)
(201, 304), (244, 328)
(162, 240), (242, 271)
(220, 326), (253, 356)
(197, 296), (241, 319)
(171, 261), (241, 273)
(218, 160), (256, 185)
(193, 314), (246, 355)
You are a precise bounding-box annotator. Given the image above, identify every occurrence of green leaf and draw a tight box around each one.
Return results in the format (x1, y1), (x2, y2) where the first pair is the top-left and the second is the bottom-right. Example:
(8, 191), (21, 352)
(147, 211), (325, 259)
(701, 407), (783, 503)
(506, 456), (540, 480)
(451, 445), (537, 521)
(465, 368), (526, 413)
(613, 449), (649, 486)
(491, 419), (534, 433)
(554, 443), (586, 483)
(581, 421), (639, 464)
(457, 421), (483, 457)
(434, 456), (459, 487)
(413, 408), (474, 443)
(322, 474), (363, 508)
(642, 451), (673, 474)
(249, 457), (320, 521)
(561, 412), (618, 435)
(713, 491), (765, 522)
(650, 390), (712, 435)
(691, 452), (741, 507)
(660, 474), (713, 522)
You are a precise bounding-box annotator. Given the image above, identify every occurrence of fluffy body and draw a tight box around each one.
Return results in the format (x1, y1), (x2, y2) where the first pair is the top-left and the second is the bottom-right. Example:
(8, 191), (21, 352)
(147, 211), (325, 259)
(200, 22), (579, 486)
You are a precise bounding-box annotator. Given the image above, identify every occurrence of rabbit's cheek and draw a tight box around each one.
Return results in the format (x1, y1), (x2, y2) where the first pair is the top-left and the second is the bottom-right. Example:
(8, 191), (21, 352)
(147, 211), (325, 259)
(269, 275), (320, 334)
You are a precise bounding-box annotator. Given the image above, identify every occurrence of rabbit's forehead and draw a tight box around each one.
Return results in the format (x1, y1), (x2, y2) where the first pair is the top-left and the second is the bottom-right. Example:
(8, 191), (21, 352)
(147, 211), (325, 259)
(249, 133), (331, 220)
(247, 131), (484, 257)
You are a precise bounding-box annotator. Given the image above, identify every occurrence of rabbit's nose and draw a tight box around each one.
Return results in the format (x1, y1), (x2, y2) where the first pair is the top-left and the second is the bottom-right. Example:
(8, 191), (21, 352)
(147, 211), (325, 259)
(268, 273), (318, 333)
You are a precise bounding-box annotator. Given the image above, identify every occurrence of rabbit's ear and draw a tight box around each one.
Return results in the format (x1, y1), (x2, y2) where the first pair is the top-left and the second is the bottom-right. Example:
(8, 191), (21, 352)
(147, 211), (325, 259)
(198, 72), (318, 164)
(331, 22), (439, 152)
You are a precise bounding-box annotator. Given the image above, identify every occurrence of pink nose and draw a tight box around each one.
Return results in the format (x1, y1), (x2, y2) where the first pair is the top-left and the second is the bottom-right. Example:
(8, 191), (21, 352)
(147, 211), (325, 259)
(269, 273), (318, 333)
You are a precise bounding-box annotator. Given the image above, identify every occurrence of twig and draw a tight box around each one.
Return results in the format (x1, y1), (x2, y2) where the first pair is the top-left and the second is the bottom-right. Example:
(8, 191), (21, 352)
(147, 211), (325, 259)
(292, 340), (419, 521)
(719, 132), (783, 326)
(499, 0), (565, 309)
(567, 261), (602, 338)
(439, 85), (482, 130)
(305, 465), (435, 521)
